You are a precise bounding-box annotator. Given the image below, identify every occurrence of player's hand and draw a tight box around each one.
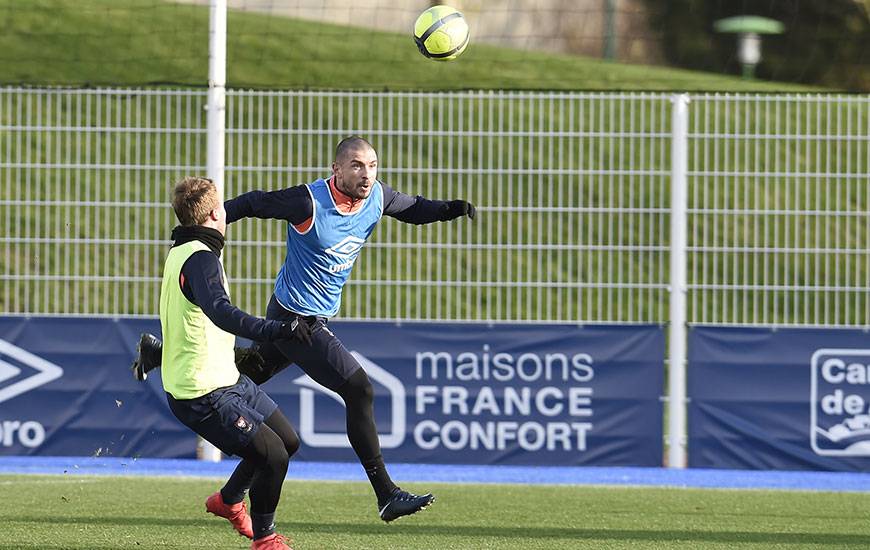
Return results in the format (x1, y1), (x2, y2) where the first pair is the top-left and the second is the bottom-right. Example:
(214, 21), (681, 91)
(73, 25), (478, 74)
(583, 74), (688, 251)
(441, 199), (476, 221)
(235, 346), (267, 383)
(280, 317), (313, 346)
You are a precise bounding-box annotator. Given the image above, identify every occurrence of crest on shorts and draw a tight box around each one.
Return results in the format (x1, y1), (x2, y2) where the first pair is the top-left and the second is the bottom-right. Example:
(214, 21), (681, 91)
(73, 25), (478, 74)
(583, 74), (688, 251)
(235, 415), (252, 433)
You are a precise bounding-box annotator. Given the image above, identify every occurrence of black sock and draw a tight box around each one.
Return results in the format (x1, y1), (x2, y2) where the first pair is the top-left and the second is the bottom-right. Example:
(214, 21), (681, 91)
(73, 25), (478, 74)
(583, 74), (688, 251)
(363, 455), (398, 505)
(251, 512), (276, 540)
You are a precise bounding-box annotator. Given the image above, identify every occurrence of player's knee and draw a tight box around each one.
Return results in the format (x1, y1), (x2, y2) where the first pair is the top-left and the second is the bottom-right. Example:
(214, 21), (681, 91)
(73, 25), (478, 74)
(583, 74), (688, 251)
(338, 368), (373, 407)
(256, 430), (290, 473)
(357, 376), (374, 405)
(265, 444), (290, 473)
(285, 430), (300, 457)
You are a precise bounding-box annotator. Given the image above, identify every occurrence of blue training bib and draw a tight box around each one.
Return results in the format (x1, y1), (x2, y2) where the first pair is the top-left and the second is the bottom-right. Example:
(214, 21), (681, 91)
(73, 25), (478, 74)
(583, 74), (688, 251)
(273, 178), (383, 317)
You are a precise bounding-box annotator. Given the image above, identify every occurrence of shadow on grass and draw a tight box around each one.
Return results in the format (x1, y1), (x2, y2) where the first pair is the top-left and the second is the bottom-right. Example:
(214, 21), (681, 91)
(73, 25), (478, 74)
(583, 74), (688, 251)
(18, 515), (870, 546)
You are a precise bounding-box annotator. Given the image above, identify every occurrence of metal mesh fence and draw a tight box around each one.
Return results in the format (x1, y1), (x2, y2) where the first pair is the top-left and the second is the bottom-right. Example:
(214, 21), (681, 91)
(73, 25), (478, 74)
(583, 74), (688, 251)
(0, 88), (206, 316)
(224, 90), (673, 322)
(1, 88), (867, 325)
(687, 94), (870, 327)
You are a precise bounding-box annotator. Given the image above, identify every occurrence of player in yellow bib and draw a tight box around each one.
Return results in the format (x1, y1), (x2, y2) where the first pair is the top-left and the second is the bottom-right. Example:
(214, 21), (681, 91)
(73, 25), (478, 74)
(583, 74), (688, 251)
(160, 176), (311, 550)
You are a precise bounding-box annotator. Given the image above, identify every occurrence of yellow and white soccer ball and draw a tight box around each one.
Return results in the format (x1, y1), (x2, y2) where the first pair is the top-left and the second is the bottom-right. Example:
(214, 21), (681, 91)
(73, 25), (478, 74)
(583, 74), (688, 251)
(413, 5), (469, 61)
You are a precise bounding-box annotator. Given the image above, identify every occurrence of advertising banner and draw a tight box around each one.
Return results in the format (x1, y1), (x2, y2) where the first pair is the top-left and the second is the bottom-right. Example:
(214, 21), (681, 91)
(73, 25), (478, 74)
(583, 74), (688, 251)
(0, 317), (664, 466)
(689, 326), (870, 471)
(262, 322), (664, 466)
(0, 316), (189, 458)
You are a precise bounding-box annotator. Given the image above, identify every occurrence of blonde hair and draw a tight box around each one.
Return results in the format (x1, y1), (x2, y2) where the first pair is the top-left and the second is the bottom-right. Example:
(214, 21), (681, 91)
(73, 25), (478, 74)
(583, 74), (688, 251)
(172, 176), (219, 226)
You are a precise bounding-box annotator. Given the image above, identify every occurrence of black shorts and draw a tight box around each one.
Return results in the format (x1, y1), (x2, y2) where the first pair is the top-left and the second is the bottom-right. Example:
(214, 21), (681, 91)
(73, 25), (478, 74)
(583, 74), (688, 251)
(265, 294), (361, 391)
(166, 374), (278, 456)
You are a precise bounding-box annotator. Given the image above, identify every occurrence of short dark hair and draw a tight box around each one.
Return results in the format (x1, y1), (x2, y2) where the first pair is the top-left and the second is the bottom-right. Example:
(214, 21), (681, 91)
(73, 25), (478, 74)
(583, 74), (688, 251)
(172, 176), (218, 226)
(335, 136), (374, 163)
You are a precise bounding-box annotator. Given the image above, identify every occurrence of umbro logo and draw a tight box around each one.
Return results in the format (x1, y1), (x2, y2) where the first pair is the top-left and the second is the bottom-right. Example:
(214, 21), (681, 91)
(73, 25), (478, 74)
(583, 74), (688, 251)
(0, 339), (64, 404)
(325, 236), (366, 259)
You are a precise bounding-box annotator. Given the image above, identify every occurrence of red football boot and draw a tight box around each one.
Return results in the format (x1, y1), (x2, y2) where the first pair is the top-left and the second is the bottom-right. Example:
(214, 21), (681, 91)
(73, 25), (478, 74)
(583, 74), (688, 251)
(205, 491), (254, 539)
(251, 533), (292, 549)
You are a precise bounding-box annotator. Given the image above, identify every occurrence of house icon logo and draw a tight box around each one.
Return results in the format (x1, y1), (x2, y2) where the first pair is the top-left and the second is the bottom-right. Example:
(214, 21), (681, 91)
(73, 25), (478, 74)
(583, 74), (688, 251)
(294, 352), (406, 449)
(0, 339), (64, 404)
(810, 349), (870, 456)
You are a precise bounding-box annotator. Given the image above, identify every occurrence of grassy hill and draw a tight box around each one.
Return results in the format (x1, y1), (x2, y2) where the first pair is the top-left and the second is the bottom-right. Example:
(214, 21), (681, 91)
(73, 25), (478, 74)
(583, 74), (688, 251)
(0, 0), (822, 92)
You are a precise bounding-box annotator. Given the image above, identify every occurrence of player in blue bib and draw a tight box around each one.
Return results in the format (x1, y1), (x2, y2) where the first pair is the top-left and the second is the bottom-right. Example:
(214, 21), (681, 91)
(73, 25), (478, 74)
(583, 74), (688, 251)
(134, 136), (475, 523)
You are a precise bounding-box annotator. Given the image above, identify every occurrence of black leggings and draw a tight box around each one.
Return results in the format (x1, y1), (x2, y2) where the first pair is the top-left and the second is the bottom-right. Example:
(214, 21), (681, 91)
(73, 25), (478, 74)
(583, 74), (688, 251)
(225, 409), (299, 514)
(245, 342), (381, 465)
(335, 368), (380, 463)
(260, 295), (383, 465)
(241, 318), (397, 501)
(335, 365), (398, 501)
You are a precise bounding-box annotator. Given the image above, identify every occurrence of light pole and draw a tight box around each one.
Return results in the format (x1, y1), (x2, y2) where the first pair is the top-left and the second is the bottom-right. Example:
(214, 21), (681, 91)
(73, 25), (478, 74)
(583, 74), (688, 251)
(604, 0), (617, 60)
(713, 16), (784, 79)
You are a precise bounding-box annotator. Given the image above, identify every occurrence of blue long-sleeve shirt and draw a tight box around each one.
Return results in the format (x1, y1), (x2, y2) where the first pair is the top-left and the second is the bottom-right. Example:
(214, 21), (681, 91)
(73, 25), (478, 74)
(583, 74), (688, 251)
(177, 245), (285, 342)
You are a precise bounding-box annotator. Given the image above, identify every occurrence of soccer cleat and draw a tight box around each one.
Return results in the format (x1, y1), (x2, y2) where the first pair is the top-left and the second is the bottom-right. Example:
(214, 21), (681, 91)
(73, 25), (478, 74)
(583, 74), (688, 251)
(251, 533), (292, 549)
(378, 488), (435, 522)
(206, 491), (254, 539)
(131, 333), (162, 381)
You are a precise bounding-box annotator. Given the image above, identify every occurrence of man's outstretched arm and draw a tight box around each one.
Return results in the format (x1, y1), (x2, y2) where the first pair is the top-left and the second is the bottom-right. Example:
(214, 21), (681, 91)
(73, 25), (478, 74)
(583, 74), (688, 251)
(224, 185), (313, 225)
(182, 251), (310, 344)
(381, 182), (475, 225)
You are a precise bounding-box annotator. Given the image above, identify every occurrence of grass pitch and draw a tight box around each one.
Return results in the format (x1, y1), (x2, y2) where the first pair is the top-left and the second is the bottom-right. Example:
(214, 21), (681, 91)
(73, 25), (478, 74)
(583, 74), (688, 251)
(2, 474), (870, 549)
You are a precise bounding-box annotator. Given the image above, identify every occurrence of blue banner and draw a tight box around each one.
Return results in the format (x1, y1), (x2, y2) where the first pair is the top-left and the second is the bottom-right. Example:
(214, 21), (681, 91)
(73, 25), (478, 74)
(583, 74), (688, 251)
(0, 317), (664, 466)
(0, 316), (188, 458)
(263, 323), (664, 466)
(689, 326), (870, 471)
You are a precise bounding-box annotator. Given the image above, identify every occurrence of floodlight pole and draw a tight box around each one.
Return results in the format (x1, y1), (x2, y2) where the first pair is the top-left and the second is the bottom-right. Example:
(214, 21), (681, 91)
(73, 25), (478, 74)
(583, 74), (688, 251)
(200, 0), (228, 463)
(668, 94), (690, 469)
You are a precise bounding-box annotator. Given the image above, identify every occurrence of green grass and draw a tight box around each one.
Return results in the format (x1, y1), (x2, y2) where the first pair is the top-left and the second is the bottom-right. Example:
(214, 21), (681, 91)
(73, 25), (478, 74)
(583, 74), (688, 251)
(0, 0), (822, 91)
(3, 475), (870, 549)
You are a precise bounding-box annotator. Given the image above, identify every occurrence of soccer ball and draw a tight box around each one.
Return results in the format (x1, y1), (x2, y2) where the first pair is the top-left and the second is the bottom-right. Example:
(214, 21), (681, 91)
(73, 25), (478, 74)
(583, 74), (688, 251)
(413, 5), (469, 61)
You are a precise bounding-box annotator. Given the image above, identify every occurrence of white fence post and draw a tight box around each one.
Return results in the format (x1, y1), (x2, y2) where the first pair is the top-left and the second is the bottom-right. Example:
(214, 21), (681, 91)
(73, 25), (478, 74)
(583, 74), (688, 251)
(199, 0), (228, 463)
(668, 93), (690, 468)
(206, 0), (227, 198)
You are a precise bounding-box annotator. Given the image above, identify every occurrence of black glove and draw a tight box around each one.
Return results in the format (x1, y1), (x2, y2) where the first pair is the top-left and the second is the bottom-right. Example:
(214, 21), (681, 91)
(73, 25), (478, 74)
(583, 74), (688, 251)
(440, 199), (476, 221)
(278, 317), (312, 346)
(236, 344), (290, 385)
(235, 346), (267, 383)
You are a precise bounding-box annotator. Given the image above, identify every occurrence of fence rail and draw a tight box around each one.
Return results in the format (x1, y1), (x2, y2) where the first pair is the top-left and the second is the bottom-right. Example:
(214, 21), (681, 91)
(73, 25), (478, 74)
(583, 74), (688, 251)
(0, 88), (867, 324)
